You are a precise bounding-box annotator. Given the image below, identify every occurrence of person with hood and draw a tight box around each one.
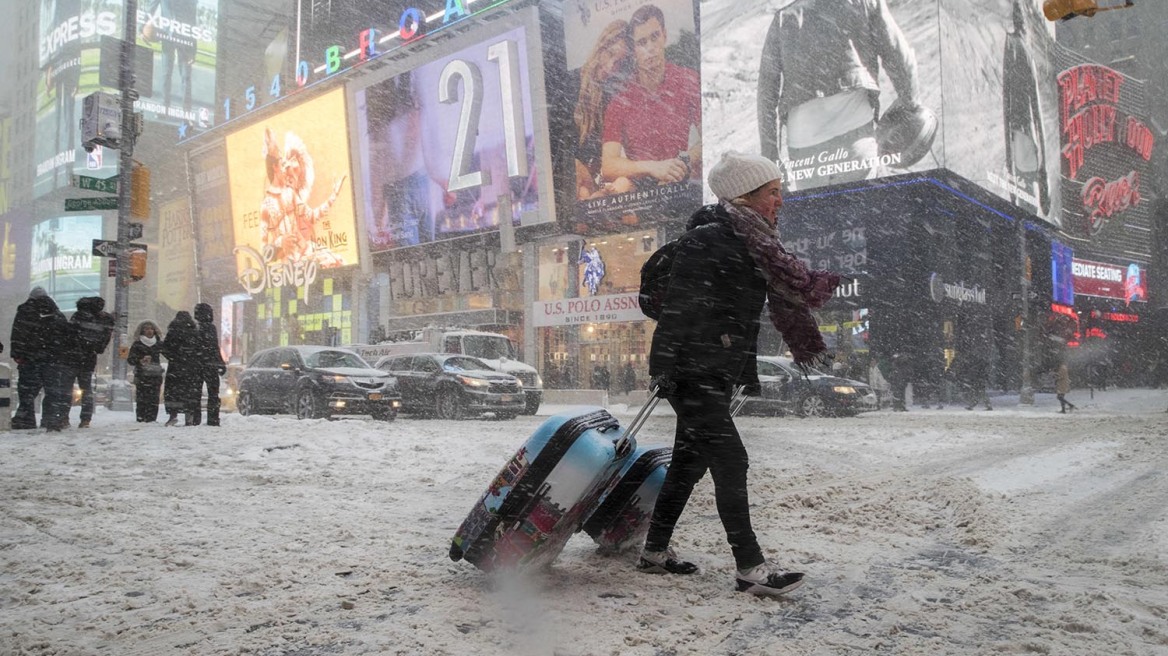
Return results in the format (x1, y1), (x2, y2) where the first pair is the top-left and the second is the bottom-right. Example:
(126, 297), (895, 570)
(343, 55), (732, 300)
(162, 311), (201, 426)
(69, 296), (114, 428)
(191, 303), (227, 426)
(10, 288), (57, 429)
(128, 321), (165, 422)
(640, 151), (840, 596)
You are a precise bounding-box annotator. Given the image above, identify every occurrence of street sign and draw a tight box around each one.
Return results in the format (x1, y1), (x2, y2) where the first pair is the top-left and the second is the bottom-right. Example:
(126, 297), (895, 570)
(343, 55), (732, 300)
(128, 222), (143, 240)
(74, 175), (119, 194)
(108, 259), (117, 278)
(66, 197), (119, 212)
(92, 239), (148, 257)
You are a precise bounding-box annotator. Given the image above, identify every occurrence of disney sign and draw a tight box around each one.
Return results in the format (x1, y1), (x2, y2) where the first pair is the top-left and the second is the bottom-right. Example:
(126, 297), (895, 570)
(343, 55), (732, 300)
(234, 244), (318, 295)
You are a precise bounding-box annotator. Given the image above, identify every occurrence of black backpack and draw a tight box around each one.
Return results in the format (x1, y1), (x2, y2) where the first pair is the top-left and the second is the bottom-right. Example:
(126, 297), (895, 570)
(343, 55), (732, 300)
(639, 239), (681, 321)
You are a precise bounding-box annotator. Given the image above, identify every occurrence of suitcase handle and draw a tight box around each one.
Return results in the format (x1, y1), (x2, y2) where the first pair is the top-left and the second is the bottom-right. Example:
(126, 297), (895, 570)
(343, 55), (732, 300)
(613, 388), (661, 456)
(730, 384), (747, 418)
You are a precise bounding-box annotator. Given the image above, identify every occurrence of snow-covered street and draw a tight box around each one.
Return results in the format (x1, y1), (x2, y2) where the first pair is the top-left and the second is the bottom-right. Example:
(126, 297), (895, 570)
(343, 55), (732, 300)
(2, 390), (1167, 655)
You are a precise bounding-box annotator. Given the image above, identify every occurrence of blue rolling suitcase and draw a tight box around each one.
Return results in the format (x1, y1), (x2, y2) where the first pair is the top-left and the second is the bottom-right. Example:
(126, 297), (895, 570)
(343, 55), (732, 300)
(580, 444), (672, 552)
(450, 407), (637, 572)
(580, 386), (748, 552)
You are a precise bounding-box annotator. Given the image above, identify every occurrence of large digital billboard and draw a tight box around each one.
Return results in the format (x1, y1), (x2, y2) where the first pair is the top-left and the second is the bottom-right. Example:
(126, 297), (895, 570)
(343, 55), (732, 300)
(30, 215), (103, 309)
(562, 0), (701, 231)
(1053, 50), (1154, 265)
(35, 0), (122, 197)
(133, 0), (219, 128)
(225, 88), (358, 295)
(701, 0), (1065, 227)
(354, 23), (544, 251)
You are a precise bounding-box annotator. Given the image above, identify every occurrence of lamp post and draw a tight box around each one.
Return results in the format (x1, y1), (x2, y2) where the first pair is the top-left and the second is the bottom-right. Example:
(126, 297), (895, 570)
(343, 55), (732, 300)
(108, 0), (139, 411)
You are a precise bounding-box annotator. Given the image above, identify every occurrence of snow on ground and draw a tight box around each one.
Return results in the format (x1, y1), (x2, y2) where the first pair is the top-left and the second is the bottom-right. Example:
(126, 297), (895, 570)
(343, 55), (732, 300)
(2, 389), (1167, 655)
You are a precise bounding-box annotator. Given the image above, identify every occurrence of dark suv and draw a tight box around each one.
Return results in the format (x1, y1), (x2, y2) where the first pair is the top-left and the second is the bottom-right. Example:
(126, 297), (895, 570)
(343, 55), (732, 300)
(237, 346), (402, 421)
(375, 353), (524, 420)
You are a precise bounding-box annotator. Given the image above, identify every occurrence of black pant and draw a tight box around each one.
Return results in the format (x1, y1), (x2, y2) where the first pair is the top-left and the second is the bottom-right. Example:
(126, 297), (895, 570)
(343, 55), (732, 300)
(135, 376), (162, 422)
(644, 380), (764, 570)
(41, 363), (75, 430)
(191, 367), (220, 426)
(13, 362), (45, 429)
(75, 366), (95, 422)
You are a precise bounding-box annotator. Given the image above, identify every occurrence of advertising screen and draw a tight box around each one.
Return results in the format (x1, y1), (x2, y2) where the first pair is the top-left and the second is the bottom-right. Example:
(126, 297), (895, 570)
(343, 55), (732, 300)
(156, 197), (196, 312)
(1053, 49), (1154, 264)
(30, 215), (103, 309)
(701, 0), (1063, 226)
(225, 88), (358, 295)
(35, 0), (123, 198)
(562, 0), (701, 230)
(1072, 257), (1146, 306)
(354, 25), (542, 252)
(133, 0), (219, 128)
(190, 143), (235, 278)
(1051, 240), (1074, 306)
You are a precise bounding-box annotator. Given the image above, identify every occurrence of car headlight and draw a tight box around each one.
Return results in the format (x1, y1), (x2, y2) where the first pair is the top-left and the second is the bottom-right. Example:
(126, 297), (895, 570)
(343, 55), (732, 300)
(327, 375), (349, 384)
(534, 373), (543, 389)
(457, 375), (489, 388)
(832, 386), (857, 394)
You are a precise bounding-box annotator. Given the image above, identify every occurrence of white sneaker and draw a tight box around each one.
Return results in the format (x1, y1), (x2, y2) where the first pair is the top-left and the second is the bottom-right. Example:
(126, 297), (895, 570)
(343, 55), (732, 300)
(636, 547), (698, 575)
(735, 561), (804, 596)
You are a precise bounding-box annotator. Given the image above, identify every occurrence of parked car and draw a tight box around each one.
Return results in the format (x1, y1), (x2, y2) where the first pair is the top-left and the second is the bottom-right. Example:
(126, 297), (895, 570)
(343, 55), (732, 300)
(236, 346), (402, 421)
(739, 355), (877, 418)
(374, 353), (525, 420)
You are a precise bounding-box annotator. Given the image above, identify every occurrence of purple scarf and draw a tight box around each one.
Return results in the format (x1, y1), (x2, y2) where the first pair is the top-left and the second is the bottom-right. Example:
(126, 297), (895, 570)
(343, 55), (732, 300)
(721, 200), (839, 364)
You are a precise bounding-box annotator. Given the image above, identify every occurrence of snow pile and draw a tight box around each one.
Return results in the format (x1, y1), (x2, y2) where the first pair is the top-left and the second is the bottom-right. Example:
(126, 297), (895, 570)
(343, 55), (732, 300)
(1, 388), (1167, 655)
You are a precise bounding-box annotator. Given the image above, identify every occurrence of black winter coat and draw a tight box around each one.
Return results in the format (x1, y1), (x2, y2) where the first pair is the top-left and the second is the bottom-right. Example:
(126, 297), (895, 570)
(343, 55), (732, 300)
(10, 296), (76, 366)
(128, 338), (164, 382)
(162, 319), (202, 406)
(195, 321), (225, 371)
(649, 204), (766, 389)
(68, 297), (114, 370)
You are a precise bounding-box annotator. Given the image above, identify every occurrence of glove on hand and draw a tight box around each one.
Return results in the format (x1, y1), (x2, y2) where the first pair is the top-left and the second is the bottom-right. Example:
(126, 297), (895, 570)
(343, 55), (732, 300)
(805, 270), (842, 310)
(650, 375), (677, 397)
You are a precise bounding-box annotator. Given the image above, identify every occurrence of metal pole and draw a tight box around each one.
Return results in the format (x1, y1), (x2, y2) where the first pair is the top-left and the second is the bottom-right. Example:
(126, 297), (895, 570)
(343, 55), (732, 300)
(1018, 217), (1034, 405)
(109, 0), (139, 411)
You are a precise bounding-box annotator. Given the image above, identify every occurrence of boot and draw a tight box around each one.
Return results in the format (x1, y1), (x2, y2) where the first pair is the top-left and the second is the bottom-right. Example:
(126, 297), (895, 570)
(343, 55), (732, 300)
(165, 413), (179, 427)
(184, 412), (197, 427)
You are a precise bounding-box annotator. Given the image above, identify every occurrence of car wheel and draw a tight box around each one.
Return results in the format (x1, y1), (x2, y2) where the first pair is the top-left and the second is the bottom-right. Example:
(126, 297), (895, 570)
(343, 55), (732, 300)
(434, 388), (465, 420)
(296, 389), (325, 420)
(798, 394), (829, 418)
(237, 391), (254, 417)
(521, 395), (539, 415)
(372, 407), (396, 422)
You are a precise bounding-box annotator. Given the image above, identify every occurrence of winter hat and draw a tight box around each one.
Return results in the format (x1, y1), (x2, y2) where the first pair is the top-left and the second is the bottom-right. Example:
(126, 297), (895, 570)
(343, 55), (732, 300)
(194, 302), (214, 323)
(707, 151), (783, 201)
(29, 287), (47, 299)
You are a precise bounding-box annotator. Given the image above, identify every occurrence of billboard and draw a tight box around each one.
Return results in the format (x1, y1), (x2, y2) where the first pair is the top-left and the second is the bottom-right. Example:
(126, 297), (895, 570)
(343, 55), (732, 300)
(35, 0), (123, 197)
(133, 0), (219, 128)
(225, 88), (357, 295)
(30, 215), (103, 309)
(1072, 257), (1146, 306)
(190, 142), (235, 280)
(156, 197), (196, 311)
(562, 0), (701, 230)
(702, 1), (1065, 226)
(1053, 51), (1154, 264)
(354, 24), (543, 252)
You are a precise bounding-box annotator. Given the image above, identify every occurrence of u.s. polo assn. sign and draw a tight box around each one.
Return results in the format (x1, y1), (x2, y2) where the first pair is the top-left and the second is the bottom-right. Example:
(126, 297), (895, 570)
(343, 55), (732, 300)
(532, 293), (643, 327)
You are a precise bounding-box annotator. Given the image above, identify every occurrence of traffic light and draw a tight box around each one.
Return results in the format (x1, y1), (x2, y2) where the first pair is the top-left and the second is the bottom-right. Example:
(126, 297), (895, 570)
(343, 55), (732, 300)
(129, 248), (147, 282)
(130, 164), (150, 219)
(1043, 0), (1134, 22)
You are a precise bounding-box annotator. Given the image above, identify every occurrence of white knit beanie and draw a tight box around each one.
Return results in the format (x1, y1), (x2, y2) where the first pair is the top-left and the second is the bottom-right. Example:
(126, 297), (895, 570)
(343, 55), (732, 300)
(707, 151), (783, 201)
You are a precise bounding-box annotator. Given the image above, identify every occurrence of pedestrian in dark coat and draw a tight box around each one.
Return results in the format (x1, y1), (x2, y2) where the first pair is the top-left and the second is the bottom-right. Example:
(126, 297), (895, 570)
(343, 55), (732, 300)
(191, 303), (226, 426)
(162, 311), (201, 426)
(10, 288), (77, 430)
(69, 296), (114, 427)
(641, 151), (839, 597)
(128, 321), (165, 422)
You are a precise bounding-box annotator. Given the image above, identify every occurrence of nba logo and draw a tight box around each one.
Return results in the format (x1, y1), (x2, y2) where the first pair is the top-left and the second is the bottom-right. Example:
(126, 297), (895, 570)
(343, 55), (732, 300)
(86, 145), (103, 170)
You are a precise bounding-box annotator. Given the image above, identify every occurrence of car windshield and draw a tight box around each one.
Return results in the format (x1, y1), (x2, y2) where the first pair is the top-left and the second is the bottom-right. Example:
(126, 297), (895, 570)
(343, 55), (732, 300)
(304, 350), (368, 369)
(442, 356), (490, 372)
(460, 335), (516, 360)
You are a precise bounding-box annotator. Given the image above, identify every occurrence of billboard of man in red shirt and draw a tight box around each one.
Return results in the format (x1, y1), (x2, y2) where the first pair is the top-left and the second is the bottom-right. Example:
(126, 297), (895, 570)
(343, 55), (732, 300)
(600, 4), (702, 193)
